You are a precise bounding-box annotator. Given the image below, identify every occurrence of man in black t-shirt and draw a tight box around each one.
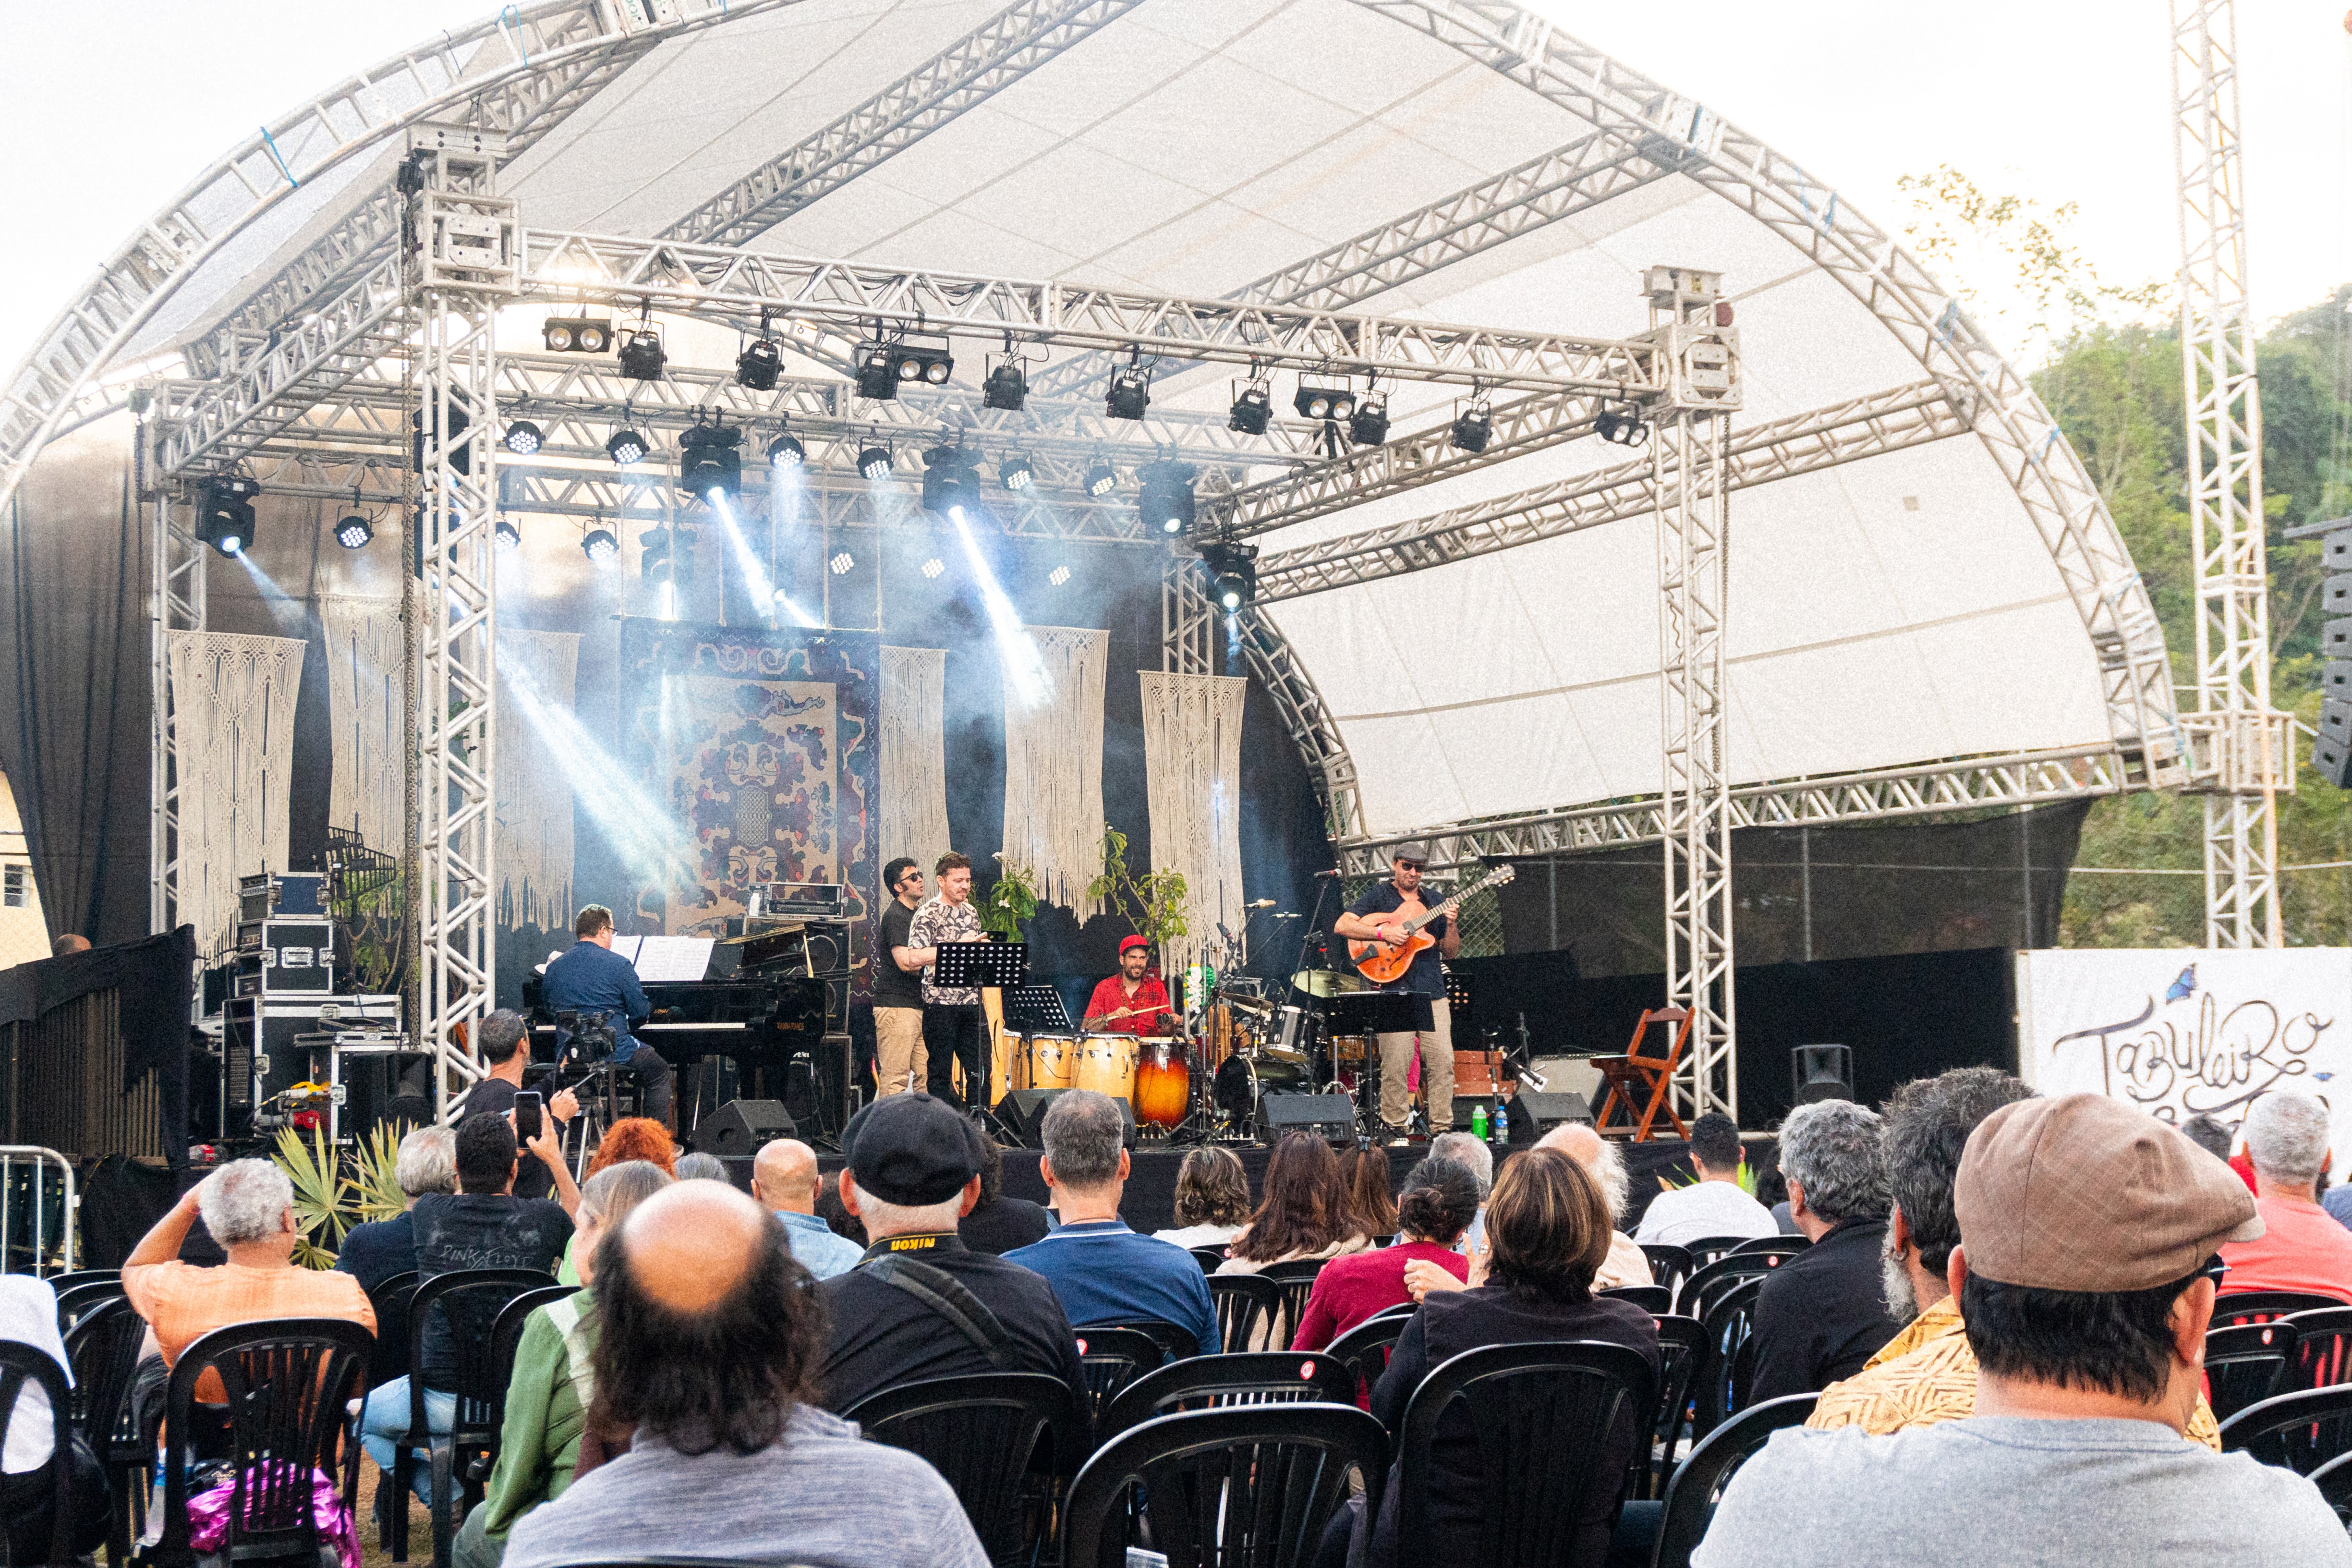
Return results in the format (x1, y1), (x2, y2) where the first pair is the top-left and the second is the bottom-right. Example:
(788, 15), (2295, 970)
(1333, 841), (1461, 1141)
(872, 856), (929, 1098)
(450, 1009), (578, 1202)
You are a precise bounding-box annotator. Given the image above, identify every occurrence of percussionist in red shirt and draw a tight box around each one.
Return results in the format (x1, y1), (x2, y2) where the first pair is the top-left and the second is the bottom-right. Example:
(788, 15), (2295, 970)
(1082, 935), (1173, 1034)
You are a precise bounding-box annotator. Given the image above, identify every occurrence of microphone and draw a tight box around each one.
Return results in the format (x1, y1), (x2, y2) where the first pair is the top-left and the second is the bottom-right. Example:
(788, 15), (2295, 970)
(1246, 899), (1276, 908)
(1313, 869), (1343, 879)
(1217, 923), (1235, 944)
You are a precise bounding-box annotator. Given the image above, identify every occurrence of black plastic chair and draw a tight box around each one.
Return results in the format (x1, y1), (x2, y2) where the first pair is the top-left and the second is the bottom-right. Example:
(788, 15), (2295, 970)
(2213, 1289), (2348, 1329)
(390, 1268), (561, 1565)
(1257, 1260), (1330, 1348)
(1681, 1253), (1791, 1323)
(2307, 1447), (2352, 1527)
(1327, 1313), (1411, 1404)
(1188, 1246), (1227, 1274)
(61, 1293), (145, 1563)
(1208, 1274), (1281, 1355)
(1367, 1301), (1418, 1323)
(2218, 1382), (2352, 1474)
(1649, 1393), (1818, 1568)
(2284, 1307), (2352, 1393)
(0, 1341), (80, 1567)
(486, 1286), (579, 1440)
(1639, 1245), (1693, 1310)
(843, 1373), (1085, 1567)
(1638, 1315), (1709, 1502)
(150, 1318), (374, 1568)
(1394, 1340), (1659, 1567)
(1728, 1236), (1807, 1259)
(2204, 1321), (2297, 1422)
(1691, 1276), (1765, 1436)
(1075, 1327), (1164, 1429)
(1097, 1351), (1357, 1443)
(51, 1279), (125, 1333)
(1103, 1319), (1199, 1363)
(365, 1269), (422, 1391)
(1062, 1404), (1386, 1568)
(1602, 1285), (1673, 1315)
(1677, 1236), (1756, 1268)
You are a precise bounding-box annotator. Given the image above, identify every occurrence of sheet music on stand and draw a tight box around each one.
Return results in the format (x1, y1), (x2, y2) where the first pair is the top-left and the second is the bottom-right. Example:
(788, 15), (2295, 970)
(632, 936), (716, 983)
(1005, 985), (1071, 1033)
(934, 941), (1027, 992)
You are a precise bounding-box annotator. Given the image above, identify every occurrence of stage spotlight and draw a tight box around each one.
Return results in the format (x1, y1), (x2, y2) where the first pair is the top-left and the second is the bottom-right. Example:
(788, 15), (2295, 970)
(735, 339), (782, 391)
(1596, 407), (1649, 447)
(543, 316), (612, 353)
(502, 420), (544, 456)
(921, 446), (982, 515)
(892, 337), (955, 386)
(618, 328), (666, 382)
(921, 557), (945, 579)
(1295, 379), (1355, 423)
(494, 517), (522, 553)
(607, 427), (650, 466)
(1106, 364), (1152, 421)
(1139, 460), (1197, 536)
(1049, 565), (1070, 586)
(198, 475), (259, 557)
(830, 551), (854, 575)
(679, 423), (743, 502)
(999, 455), (1035, 492)
(1450, 401), (1493, 454)
(766, 431), (806, 469)
(334, 513), (373, 550)
(1229, 380), (1273, 436)
(857, 444), (893, 480)
(982, 360), (1028, 411)
(1199, 537), (1258, 612)
(581, 527), (618, 565)
(1083, 458), (1117, 498)
(854, 342), (897, 401)
(1348, 393), (1390, 447)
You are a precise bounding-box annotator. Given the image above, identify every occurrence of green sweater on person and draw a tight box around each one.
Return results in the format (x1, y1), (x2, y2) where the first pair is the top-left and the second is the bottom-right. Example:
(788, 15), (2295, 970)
(478, 1287), (598, 1542)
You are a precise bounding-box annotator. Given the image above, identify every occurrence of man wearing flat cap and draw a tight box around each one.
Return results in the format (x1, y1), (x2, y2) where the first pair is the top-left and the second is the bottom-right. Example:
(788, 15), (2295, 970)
(1333, 841), (1460, 1141)
(1694, 1094), (2352, 1567)
(814, 1093), (1083, 1413)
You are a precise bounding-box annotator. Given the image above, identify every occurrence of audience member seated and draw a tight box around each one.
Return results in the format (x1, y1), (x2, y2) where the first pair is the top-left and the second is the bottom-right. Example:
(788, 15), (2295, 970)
(1344, 1143), (1400, 1240)
(499, 1181), (989, 1568)
(2179, 1112), (2236, 1165)
(456, 1161), (672, 1568)
(957, 1135), (1051, 1256)
(1004, 1090), (1219, 1356)
(362, 1113), (578, 1491)
(1217, 1133), (1370, 1277)
(1748, 1100), (1899, 1401)
(557, 1118), (678, 1285)
(1536, 1124), (1655, 1289)
(1427, 1131), (1491, 1249)
(123, 1160), (376, 1403)
(1693, 1094), (2350, 1567)
(816, 1094), (1083, 1412)
(1293, 1157), (1476, 1352)
(1151, 1147), (1252, 1251)
(1350, 1148), (1660, 1568)
(750, 1139), (861, 1279)
(2219, 1090), (2352, 1301)
(1633, 1111), (1776, 1247)
(814, 1174), (866, 1250)
(335, 1125), (456, 1294)
(673, 1152), (728, 1183)
(0, 1276), (109, 1561)
(454, 1010), (581, 1203)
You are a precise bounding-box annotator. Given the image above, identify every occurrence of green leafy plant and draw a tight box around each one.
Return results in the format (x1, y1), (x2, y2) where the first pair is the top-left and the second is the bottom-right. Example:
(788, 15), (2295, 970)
(980, 857), (1041, 939)
(351, 1122), (412, 1225)
(273, 1126), (350, 1269)
(1084, 825), (1189, 947)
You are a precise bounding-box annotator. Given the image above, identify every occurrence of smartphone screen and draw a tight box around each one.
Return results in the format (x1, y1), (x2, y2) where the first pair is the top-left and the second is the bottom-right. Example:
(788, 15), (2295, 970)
(514, 1090), (543, 1142)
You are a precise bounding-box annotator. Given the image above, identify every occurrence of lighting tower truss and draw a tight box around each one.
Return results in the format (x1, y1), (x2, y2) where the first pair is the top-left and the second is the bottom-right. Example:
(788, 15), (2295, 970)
(147, 474), (206, 936)
(2171, 0), (2291, 948)
(410, 134), (517, 1111)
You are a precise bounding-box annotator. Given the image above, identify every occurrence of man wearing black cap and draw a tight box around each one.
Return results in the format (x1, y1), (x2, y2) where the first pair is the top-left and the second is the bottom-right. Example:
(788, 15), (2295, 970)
(815, 1093), (1083, 1413)
(1333, 842), (1459, 1141)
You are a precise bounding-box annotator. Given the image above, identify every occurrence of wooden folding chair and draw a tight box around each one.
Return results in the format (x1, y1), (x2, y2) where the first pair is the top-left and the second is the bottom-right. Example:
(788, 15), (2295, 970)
(1589, 1007), (1691, 1141)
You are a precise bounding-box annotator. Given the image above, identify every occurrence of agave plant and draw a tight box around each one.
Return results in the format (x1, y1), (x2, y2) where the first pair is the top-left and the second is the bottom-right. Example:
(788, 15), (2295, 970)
(352, 1122), (412, 1225)
(272, 1125), (350, 1269)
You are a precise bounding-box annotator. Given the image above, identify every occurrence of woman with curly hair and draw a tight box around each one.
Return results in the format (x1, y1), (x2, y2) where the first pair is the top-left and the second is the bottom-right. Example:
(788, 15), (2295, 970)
(1152, 1147), (1253, 1250)
(558, 1120), (678, 1283)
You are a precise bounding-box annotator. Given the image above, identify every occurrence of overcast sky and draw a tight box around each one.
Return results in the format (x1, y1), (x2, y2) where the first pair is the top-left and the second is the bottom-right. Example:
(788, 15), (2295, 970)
(1, 2), (2345, 381)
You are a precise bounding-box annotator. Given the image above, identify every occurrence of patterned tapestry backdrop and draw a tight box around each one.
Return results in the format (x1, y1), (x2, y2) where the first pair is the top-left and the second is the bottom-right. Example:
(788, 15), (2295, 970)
(617, 620), (880, 996)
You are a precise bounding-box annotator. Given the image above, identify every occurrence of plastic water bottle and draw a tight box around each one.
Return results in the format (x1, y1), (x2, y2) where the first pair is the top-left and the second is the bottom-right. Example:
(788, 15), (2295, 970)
(1470, 1102), (1489, 1142)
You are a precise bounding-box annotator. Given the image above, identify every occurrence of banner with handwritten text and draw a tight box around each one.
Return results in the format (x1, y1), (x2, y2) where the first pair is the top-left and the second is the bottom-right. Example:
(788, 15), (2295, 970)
(2015, 948), (2352, 1141)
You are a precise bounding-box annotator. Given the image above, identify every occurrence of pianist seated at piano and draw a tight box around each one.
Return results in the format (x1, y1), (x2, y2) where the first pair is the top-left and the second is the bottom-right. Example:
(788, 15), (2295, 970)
(543, 904), (675, 1128)
(1081, 937), (1173, 1035)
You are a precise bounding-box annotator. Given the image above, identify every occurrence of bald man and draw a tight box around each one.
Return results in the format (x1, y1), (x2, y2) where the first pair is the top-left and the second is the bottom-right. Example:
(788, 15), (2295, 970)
(750, 1139), (860, 1280)
(500, 1182), (986, 1568)
(1403, 1122), (1654, 1303)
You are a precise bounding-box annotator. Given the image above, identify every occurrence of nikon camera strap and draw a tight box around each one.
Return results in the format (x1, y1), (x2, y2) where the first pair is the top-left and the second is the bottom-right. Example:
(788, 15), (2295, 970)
(862, 1253), (1015, 1371)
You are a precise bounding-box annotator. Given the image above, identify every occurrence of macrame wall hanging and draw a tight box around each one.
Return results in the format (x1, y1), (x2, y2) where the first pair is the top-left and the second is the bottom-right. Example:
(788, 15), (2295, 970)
(319, 596), (404, 855)
(1001, 626), (1107, 918)
(1140, 670), (1247, 978)
(167, 631), (305, 954)
(495, 630), (580, 932)
(880, 645), (952, 871)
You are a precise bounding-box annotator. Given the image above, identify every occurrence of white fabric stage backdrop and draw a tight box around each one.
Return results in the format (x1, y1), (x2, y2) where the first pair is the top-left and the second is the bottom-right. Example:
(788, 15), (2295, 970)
(1001, 627), (1107, 919)
(2015, 948), (2352, 1144)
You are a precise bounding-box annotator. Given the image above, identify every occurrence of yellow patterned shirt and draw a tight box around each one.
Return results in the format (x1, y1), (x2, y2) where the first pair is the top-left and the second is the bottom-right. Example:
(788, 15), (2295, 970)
(1806, 1294), (2222, 1451)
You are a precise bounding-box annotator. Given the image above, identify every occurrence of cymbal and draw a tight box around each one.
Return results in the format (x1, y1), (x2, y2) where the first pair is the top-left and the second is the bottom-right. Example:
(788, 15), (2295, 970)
(1291, 968), (1370, 997)
(1221, 994), (1275, 1017)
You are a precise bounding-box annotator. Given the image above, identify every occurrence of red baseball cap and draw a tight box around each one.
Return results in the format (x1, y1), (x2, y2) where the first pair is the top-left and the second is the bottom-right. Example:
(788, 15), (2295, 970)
(1119, 935), (1149, 954)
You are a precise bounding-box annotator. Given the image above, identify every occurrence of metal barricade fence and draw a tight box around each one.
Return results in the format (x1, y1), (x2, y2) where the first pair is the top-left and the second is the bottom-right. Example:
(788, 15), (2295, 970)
(0, 1147), (75, 1275)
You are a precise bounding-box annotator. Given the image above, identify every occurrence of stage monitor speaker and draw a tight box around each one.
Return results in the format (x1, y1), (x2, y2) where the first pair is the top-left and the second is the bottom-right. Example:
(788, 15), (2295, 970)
(998, 1089), (1135, 1150)
(1261, 1092), (1357, 1144)
(1791, 1045), (1854, 1107)
(1449, 1091), (1595, 1142)
(691, 1098), (795, 1158)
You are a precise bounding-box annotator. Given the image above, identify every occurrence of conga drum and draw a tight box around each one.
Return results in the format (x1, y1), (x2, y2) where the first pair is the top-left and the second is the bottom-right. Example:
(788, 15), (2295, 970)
(1073, 1033), (1140, 1100)
(1131, 1036), (1191, 1129)
(1021, 1033), (1078, 1091)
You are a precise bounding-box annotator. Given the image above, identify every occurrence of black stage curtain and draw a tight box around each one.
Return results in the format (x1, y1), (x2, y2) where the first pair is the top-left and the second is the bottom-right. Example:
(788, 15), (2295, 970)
(0, 470), (151, 948)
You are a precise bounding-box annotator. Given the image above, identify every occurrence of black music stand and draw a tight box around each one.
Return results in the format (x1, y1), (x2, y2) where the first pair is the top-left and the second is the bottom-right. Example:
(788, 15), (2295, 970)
(1005, 984), (1072, 1033)
(934, 942), (1027, 1135)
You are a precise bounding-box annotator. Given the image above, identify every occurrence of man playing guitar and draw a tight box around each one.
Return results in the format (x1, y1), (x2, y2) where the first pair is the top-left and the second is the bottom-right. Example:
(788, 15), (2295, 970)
(1332, 842), (1460, 1142)
(1082, 935), (1174, 1034)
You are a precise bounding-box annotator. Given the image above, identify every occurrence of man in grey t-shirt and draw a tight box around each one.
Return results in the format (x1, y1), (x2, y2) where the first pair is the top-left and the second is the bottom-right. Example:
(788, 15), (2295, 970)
(1695, 1094), (2352, 1568)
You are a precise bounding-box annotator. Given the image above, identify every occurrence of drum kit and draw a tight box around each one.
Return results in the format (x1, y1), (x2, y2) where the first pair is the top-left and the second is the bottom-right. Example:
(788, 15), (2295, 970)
(1208, 964), (1386, 1140)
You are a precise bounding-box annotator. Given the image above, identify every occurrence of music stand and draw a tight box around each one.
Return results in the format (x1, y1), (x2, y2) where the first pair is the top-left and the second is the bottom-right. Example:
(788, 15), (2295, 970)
(1005, 984), (1072, 1033)
(933, 942), (1027, 1136)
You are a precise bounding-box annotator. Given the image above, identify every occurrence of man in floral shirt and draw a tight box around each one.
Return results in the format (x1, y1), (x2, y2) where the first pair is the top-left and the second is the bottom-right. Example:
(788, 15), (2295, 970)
(904, 852), (988, 1106)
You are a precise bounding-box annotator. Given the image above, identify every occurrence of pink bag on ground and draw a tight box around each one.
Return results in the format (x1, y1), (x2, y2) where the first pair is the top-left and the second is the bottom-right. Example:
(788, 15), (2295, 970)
(185, 1462), (359, 1568)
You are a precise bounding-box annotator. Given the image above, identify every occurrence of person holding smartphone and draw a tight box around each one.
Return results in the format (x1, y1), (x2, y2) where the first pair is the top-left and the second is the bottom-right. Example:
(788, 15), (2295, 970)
(455, 1010), (580, 1202)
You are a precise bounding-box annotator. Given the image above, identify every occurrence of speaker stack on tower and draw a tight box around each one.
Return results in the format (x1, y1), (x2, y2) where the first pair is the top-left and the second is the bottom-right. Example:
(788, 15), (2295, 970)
(2319, 525), (2352, 788)
(1791, 1045), (1855, 1107)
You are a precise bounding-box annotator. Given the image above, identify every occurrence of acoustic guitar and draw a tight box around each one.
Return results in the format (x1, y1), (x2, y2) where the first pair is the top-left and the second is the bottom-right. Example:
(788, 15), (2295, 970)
(1347, 864), (1517, 985)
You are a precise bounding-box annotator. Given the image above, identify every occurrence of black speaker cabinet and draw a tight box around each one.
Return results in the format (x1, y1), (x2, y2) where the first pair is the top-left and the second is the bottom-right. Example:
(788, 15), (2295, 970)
(691, 1098), (796, 1157)
(1260, 1092), (1357, 1143)
(998, 1089), (1135, 1150)
(1518, 1091), (1593, 1132)
(1792, 1044), (1855, 1107)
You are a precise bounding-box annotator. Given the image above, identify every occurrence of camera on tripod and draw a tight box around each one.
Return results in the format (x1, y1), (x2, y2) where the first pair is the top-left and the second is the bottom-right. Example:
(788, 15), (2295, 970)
(556, 1009), (618, 1065)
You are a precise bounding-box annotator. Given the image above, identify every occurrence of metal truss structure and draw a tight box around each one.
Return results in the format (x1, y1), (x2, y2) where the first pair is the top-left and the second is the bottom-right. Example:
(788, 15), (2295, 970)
(146, 486), (205, 935)
(2171, 0), (2288, 948)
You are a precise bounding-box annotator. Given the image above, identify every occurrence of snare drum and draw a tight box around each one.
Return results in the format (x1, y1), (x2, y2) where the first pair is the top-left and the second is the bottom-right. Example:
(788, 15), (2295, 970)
(1020, 1032), (1078, 1091)
(1330, 1033), (1369, 1065)
(1073, 1033), (1140, 1098)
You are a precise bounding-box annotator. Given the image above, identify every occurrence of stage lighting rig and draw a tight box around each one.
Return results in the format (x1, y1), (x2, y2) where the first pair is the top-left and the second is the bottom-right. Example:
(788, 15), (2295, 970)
(1198, 537), (1258, 612)
(766, 430), (806, 469)
(735, 338), (783, 391)
(857, 443), (894, 480)
(982, 359), (1029, 412)
(679, 422), (743, 502)
(854, 341), (898, 401)
(891, 335), (955, 388)
(1083, 457), (1118, 498)
(1139, 460), (1197, 536)
(198, 475), (259, 557)
(1349, 391), (1390, 447)
(334, 512), (373, 550)
(921, 445), (982, 515)
(581, 525), (619, 565)
(1228, 376), (1273, 436)
(1595, 407), (1649, 447)
(501, 420), (544, 457)
(543, 316), (612, 353)
(1450, 399), (1493, 454)
(618, 328), (666, 382)
(1294, 379), (1355, 423)
(607, 426), (651, 466)
(494, 517), (522, 553)
(999, 455), (1035, 492)
(1106, 352), (1152, 421)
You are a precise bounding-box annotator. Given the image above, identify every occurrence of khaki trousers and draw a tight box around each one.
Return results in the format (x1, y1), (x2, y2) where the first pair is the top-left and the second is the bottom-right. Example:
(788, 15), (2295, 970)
(873, 1006), (927, 1096)
(1376, 997), (1453, 1133)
